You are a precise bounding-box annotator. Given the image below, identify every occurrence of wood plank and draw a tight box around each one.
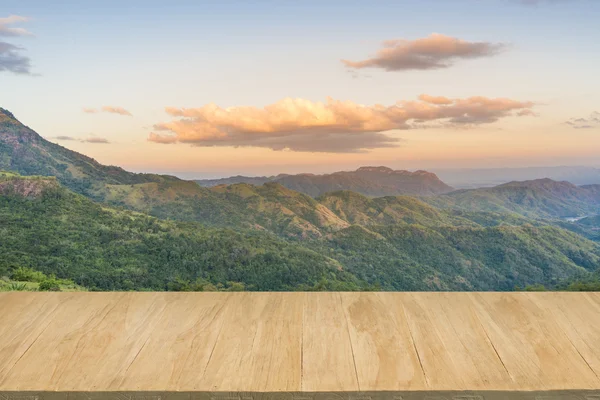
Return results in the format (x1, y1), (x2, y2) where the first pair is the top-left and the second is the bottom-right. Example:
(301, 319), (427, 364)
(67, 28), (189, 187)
(1, 292), (600, 393)
(121, 292), (232, 391)
(0, 293), (128, 390)
(198, 292), (303, 391)
(588, 291), (600, 309)
(528, 292), (600, 380)
(0, 292), (69, 383)
(470, 292), (600, 390)
(53, 292), (169, 390)
(403, 292), (514, 390)
(341, 292), (426, 391)
(397, 292), (465, 390)
(302, 292), (359, 391)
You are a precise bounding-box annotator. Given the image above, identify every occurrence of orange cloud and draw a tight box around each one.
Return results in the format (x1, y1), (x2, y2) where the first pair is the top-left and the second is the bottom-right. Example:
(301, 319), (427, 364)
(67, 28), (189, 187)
(418, 94), (453, 105)
(342, 34), (506, 72)
(149, 95), (534, 153)
(83, 106), (133, 116)
(101, 106), (132, 116)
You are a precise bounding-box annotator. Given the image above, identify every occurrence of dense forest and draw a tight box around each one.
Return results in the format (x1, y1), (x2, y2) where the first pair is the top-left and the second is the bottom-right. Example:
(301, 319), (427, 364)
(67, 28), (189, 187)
(0, 174), (364, 291)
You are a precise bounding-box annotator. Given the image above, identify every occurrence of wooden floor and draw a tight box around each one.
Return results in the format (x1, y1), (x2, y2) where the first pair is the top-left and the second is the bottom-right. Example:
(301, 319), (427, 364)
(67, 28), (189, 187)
(1, 292), (600, 393)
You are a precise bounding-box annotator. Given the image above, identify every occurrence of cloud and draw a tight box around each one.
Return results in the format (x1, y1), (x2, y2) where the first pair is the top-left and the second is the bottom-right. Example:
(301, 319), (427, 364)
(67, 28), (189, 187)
(84, 137), (110, 144)
(341, 34), (506, 72)
(54, 136), (77, 141)
(83, 106), (133, 116)
(101, 106), (132, 116)
(0, 42), (31, 74)
(564, 112), (600, 129)
(0, 15), (32, 37)
(418, 94), (453, 105)
(0, 15), (33, 75)
(51, 136), (110, 144)
(149, 95), (535, 153)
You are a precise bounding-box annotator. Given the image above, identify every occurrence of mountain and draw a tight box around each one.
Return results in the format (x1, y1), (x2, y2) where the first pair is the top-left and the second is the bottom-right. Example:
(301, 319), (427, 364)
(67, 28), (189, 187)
(196, 166), (454, 197)
(558, 214), (600, 242)
(94, 180), (349, 239)
(312, 222), (600, 291)
(318, 190), (472, 228)
(197, 175), (274, 187)
(0, 173), (362, 291)
(426, 178), (600, 219)
(0, 108), (181, 197)
(97, 179), (528, 239)
(434, 166), (600, 189)
(3, 171), (600, 291)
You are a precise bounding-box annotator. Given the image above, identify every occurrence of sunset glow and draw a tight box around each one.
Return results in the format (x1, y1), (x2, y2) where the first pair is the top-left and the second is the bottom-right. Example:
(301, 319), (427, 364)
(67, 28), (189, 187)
(2, 0), (599, 177)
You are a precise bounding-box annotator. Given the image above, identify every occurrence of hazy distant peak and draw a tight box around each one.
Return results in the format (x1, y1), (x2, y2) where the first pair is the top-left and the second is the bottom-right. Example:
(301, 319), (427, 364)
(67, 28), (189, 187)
(355, 166), (440, 179)
(356, 166), (394, 173)
(413, 170), (439, 177)
(498, 178), (577, 188)
(196, 165), (454, 197)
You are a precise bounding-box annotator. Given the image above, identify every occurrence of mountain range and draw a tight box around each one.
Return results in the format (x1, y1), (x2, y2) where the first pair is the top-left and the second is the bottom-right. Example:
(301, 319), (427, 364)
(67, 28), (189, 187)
(197, 166), (454, 197)
(426, 178), (600, 219)
(434, 166), (600, 189)
(1, 107), (600, 291)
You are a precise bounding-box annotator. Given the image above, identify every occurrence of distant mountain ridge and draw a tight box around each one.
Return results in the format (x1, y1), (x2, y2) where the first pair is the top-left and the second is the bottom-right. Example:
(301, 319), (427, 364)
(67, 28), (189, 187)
(435, 166), (600, 189)
(197, 166), (454, 197)
(426, 178), (600, 219)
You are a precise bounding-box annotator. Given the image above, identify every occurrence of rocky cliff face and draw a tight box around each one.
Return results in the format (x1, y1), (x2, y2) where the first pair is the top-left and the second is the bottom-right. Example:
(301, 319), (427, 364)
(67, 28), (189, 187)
(0, 175), (59, 198)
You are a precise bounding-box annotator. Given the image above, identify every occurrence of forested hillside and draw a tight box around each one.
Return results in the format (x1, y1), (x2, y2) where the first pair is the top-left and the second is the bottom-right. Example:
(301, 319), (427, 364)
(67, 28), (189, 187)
(426, 179), (600, 219)
(0, 108), (181, 197)
(0, 174), (363, 291)
(2, 172), (600, 291)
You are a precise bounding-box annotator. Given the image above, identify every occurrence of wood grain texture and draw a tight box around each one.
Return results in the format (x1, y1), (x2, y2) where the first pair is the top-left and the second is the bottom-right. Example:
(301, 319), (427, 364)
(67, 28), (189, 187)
(197, 292), (303, 391)
(399, 292), (514, 391)
(0, 292), (70, 382)
(470, 292), (600, 390)
(528, 292), (600, 380)
(124, 292), (232, 391)
(342, 292), (426, 391)
(302, 292), (359, 391)
(0, 292), (599, 392)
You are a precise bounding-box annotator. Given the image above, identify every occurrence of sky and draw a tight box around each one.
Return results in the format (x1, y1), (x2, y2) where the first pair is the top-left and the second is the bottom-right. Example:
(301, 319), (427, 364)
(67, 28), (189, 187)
(1, 0), (599, 178)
